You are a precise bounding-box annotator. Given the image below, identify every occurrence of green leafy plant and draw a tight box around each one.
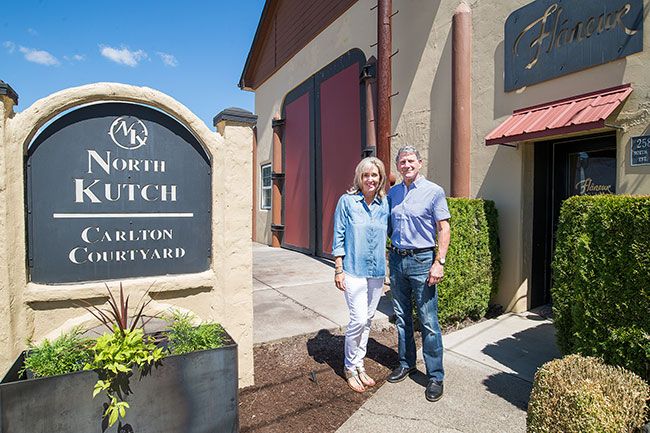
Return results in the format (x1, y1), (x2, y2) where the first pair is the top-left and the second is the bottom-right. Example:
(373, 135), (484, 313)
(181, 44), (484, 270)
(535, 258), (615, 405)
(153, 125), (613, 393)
(22, 327), (92, 378)
(166, 311), (226, 355)
(81, 283), (162, 427)
(84, 327), (163, 426)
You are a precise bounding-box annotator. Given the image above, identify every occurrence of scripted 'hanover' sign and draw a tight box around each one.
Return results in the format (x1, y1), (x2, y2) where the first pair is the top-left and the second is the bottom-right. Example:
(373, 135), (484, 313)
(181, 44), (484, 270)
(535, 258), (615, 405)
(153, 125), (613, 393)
(26, 103), (212, 283)
(504, 0), (644, 91)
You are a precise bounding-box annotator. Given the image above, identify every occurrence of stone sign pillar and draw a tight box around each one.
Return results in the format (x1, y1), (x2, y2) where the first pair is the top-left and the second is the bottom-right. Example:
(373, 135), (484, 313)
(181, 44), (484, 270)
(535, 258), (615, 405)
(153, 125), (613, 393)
(0, 82), (254, 387)
(0, 81), (19, 364)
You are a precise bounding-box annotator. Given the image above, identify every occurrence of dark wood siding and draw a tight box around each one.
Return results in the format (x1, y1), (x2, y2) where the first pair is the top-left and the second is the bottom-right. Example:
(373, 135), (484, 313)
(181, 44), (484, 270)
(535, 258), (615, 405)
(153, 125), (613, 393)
(242, 0), (359, 90)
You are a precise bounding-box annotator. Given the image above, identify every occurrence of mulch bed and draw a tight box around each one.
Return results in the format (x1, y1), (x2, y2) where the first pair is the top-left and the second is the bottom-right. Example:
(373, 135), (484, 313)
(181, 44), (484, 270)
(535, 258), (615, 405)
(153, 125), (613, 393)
(238, 312), (495, 433)
(238, 328), (399, 433)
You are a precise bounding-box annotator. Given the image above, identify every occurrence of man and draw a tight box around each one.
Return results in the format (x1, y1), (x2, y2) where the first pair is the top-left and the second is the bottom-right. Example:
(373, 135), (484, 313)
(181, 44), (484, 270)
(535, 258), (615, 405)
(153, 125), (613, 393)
(387, 145), (451, 402)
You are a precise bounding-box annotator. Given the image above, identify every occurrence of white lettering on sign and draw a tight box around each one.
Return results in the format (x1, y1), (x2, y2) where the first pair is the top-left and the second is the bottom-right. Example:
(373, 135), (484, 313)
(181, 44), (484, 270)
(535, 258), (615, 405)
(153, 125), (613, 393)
(68, 225), (187, 265)
(69, 246), (186, 264)
(74, 179), (177, 203)
(631, 136), (650, 166)
(81, 227), (174, 243)
(87, 150), (166, 174)
(575, 178), (613, 195)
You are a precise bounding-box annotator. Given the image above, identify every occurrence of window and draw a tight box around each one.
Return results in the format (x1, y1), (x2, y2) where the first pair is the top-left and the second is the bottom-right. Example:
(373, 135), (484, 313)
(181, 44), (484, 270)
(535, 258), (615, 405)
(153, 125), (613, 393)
(260, 163), (272, 210)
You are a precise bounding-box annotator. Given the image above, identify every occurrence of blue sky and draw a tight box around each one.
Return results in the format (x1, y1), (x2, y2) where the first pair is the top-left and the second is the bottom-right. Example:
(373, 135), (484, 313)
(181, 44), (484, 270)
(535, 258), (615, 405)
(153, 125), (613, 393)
(1, 0), (265, 127)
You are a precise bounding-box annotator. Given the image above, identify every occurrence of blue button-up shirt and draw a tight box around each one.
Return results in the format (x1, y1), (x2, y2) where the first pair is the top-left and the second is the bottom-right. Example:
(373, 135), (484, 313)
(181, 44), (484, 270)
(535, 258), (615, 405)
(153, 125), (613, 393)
(332, 192), (389, 278)
(388, 176), (451, 249)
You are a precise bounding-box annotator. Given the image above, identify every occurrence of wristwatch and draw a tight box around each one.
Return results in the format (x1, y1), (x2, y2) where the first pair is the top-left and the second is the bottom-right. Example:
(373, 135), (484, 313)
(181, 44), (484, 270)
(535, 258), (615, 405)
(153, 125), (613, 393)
(437, 257), (446, 266)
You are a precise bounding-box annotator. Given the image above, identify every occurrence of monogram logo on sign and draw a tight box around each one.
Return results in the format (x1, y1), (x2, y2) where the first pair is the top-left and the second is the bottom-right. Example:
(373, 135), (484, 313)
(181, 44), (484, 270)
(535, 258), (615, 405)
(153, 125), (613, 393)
(109, 116), (148, 150)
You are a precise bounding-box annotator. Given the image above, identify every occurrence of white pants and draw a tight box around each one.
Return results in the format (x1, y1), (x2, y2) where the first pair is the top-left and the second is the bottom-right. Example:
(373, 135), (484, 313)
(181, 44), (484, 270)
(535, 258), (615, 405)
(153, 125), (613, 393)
(343, 273), (384, 372)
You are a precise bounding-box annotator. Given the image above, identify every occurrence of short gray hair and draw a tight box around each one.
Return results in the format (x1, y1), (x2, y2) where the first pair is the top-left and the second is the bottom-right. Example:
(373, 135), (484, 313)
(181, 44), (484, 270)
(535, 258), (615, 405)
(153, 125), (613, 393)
(395, 145), (421, 164)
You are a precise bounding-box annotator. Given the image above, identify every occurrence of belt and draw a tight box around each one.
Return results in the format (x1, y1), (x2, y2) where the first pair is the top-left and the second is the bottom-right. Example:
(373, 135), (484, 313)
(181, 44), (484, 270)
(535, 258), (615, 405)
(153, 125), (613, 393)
(390, 246), (435, 256)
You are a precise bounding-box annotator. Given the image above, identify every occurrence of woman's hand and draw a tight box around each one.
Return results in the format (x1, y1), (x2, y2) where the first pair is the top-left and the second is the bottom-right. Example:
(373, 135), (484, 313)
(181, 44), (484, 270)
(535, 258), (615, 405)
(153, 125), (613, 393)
(335, 271), (346, 291)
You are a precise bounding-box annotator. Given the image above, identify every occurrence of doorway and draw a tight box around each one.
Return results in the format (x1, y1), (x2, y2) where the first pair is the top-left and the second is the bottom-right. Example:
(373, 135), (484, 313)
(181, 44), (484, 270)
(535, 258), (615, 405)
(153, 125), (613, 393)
(531, 133), (617, 307)
(280, 49), (368, 259)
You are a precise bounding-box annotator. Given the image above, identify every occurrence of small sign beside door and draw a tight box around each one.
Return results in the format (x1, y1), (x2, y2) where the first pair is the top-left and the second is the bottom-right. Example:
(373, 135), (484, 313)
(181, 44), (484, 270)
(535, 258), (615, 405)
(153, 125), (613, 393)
(630, 135), (650, 166)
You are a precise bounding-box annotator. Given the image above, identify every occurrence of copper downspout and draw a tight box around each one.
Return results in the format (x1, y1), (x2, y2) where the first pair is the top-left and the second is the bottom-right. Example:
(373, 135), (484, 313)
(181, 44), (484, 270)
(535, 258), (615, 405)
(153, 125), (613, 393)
(451, 2), (472, 197)
(377, 0), (393, 180)
(360, 62), (376, 156)
(271, 117), (284, 247)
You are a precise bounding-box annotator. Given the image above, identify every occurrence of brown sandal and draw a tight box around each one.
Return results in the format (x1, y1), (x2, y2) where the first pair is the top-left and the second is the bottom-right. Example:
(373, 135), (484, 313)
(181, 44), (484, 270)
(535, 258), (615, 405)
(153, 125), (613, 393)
(345, 369), (366, 393)
(356, 366), (375, 387)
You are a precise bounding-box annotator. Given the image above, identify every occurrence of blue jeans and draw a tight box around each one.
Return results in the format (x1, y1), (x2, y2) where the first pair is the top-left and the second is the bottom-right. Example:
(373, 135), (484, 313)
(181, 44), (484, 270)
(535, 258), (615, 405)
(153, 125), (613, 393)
(389, 250), (444, 382)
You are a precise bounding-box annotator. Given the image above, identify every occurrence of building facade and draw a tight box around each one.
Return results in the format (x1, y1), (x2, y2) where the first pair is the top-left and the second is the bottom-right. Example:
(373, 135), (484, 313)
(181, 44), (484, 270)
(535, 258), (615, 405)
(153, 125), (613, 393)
(241, 0), (650, 312)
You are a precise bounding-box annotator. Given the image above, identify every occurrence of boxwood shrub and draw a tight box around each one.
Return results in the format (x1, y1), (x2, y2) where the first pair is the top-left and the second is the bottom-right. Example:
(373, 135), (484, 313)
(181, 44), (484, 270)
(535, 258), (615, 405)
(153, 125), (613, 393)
(552, 195), (650, 381)
(527, 354), (649, 433)
(436, 198), (500, 325)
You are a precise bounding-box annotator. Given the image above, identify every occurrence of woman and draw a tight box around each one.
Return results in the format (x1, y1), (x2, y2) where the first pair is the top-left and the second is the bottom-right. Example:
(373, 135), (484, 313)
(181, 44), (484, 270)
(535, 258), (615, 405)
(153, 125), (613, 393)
(332, 156), (389, 393)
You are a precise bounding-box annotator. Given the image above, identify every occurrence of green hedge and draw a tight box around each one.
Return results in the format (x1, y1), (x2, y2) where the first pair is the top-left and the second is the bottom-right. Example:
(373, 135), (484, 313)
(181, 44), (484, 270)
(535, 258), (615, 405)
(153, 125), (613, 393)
(552, 195), (650, 381)
(436, 198), (501, 325)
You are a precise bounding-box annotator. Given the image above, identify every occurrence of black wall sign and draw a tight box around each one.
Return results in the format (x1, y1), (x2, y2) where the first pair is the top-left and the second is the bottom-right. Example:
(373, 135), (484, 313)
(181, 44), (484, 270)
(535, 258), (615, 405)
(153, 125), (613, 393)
(27, 103), (212, 284)
(504, 0), (644, 91)
(631, 135), (650, 166)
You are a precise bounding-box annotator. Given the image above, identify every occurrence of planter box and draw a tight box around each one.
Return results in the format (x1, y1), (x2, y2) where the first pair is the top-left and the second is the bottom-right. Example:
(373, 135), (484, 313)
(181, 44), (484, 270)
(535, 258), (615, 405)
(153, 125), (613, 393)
(0, 334), (238, 433)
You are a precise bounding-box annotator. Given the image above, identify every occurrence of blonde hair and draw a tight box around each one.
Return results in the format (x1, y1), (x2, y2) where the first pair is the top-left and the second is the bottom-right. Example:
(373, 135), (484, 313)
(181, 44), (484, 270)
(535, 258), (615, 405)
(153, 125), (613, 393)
(347, 157), (387, 199)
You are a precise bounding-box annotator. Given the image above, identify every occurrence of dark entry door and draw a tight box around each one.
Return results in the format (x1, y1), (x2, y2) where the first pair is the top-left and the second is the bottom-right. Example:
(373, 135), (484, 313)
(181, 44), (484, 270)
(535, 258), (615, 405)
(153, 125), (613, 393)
(531, 134), (617, 307)
(281, 49), (367, 258)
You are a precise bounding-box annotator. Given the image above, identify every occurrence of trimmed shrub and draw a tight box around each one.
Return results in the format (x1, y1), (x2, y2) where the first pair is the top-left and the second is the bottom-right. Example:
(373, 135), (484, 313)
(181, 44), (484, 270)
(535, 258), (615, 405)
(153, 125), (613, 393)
(552, 195), (650, 381)
(527, 354), (649, 433)
(436, 198), (501, 325)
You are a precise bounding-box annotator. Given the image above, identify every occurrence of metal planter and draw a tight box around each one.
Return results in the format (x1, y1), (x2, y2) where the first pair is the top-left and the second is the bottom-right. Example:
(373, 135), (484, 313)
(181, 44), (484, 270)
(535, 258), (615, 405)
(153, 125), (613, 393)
(0, 335), (238, 433)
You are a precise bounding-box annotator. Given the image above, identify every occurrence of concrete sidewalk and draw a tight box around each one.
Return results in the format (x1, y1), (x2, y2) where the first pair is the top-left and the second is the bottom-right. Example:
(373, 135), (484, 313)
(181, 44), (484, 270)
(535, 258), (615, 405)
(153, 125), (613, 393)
(252, 242), (392, 344)
(252, 243), (561, 433)
(337, 312), (561, 433)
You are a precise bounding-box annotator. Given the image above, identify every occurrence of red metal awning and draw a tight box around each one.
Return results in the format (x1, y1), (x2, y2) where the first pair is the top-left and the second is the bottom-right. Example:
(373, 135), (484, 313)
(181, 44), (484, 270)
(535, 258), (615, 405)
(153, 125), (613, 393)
(485, 84), (632, 146)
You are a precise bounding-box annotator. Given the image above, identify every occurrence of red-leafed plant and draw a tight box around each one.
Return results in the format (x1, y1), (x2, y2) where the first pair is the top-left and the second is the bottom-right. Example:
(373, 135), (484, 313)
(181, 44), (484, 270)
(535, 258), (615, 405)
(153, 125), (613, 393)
(80, 282), (155, 335)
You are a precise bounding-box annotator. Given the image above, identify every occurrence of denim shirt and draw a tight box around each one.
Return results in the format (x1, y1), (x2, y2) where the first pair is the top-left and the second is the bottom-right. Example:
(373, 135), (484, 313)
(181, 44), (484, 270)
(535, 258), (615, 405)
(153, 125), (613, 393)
(332, 192), (389, 278)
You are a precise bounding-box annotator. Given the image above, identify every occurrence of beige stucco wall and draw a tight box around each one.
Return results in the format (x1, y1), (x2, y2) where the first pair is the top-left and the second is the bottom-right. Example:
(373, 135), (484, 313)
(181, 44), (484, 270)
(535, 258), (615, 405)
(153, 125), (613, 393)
(0, 83), (254, 387)
(253, 0), (378, 244)
(250, 0), (650, 312)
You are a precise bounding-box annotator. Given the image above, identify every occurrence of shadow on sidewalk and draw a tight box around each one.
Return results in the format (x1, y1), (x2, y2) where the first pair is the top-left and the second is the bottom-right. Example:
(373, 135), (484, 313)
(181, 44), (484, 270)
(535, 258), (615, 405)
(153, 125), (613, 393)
(306, 329), (397, 377)
(480, 322), (560, 409)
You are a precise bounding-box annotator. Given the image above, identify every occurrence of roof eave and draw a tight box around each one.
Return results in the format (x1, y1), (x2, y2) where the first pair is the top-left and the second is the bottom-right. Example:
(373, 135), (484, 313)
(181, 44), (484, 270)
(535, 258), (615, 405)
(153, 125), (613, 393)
(239, 0), (275, 92)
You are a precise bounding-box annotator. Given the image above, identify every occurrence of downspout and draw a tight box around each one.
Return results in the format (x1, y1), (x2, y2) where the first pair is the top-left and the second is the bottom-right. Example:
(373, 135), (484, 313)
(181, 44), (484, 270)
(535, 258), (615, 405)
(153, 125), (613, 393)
(377, 0), (393, 182)
(451, 2), (472, 197)
(360, 62), (377, 157)
(271, 117), (285, 247)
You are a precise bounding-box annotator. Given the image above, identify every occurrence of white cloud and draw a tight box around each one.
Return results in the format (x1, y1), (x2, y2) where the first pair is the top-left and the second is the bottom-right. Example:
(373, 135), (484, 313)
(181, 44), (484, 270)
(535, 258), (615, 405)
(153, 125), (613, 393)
(64, 54), (86, 62)
(27, 28), (38, 36)
(157, 52), (178, 67)
(3, 41), (16, 53)
(18, 46), (60, 66)
(100, 45), (148, 67)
